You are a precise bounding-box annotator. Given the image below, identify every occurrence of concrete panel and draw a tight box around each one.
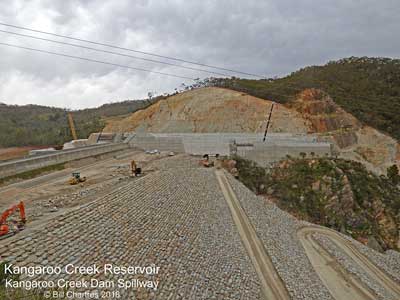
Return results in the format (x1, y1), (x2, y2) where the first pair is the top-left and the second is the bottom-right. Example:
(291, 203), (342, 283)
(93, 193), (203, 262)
(128, 132), (332, 161)
(239, 141), (332, 167)
(129, 134), (185, 153)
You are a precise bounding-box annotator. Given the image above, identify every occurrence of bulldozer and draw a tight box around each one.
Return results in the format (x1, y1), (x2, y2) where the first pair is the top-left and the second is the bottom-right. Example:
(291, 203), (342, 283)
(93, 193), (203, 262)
(0, 201), (26, 239)
(69, 172), (87, 185)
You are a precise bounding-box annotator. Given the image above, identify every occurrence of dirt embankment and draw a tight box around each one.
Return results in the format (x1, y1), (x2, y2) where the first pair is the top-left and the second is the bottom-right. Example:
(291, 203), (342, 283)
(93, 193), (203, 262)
(104, 87), (308, 134)
(0, 146), (52, 161)
(104, 87), (399, 174)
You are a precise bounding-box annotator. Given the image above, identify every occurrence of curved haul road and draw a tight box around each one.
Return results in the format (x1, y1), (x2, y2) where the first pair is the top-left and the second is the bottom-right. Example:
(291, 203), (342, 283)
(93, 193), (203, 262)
(216, 170), (290, 300)
(298, 226), (400, 300)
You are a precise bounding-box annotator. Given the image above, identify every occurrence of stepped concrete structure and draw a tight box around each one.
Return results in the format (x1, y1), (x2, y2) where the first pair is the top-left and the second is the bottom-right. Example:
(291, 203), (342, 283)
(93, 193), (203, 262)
(128, 132), (332, 164)
(0, 132), (332, 180)
(235, 141), (332, 167)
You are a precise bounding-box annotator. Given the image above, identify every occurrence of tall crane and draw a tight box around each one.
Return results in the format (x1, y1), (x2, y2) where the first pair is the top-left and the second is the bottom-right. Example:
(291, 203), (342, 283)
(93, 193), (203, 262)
(67, 112), (78, 140)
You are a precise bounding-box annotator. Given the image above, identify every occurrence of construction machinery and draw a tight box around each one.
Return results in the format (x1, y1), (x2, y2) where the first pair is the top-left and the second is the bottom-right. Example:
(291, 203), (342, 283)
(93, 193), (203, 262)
(67, 112), (78, 140)
(130, 160), (142, 177)
(69, 172), (87, 185)
(0, 201), (26, 239)
(199, 154), (213, 168)
(263, 102), (275, 142)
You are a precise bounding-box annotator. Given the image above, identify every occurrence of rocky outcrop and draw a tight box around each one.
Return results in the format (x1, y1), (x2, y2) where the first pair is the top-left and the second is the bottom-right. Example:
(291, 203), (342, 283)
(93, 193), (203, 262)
(104, 87), (309, 134)
(291, 89), (399, 174)
(291, 89), (361, 148)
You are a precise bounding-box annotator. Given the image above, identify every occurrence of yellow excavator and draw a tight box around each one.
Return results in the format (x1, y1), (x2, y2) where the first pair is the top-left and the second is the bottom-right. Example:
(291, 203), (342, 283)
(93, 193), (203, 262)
(130, 160), (142, 177)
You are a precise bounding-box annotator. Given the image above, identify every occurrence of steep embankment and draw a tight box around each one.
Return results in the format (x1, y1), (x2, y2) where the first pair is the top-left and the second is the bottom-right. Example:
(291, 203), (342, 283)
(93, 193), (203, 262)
(233, 156), (400, 251)
(290, 89), (399, 174)
(105, 87), (399, 174)
(211, 57), (400, 142)
(104, 87), (308, 134)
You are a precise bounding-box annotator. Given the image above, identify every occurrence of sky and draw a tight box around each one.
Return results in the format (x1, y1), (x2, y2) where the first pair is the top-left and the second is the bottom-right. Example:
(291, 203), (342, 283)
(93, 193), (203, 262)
(0, 0), (399, 109)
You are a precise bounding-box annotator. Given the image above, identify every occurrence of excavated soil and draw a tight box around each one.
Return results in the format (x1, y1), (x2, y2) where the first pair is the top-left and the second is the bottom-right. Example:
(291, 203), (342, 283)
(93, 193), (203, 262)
(105, 87), (399, 174)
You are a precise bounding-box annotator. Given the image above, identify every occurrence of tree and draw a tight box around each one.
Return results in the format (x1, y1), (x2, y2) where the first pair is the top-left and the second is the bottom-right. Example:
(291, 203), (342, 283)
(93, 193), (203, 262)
(387, 165), (400, 185)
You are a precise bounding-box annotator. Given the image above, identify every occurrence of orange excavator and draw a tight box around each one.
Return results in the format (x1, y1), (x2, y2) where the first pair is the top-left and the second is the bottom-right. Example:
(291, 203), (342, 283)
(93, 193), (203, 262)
(0, 201), (26, 239)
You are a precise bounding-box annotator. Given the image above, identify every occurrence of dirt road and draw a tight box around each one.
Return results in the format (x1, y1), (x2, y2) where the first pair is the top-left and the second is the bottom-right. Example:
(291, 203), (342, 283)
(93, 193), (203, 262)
(216, 170), (290, 300)
(298, 226), (400, 300)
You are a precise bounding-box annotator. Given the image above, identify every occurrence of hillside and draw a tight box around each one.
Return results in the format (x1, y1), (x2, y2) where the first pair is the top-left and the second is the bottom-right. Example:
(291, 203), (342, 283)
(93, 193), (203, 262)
(105, 87), (399, 174)
(104, 87), (308, 133)
(0, 98), (156, 148)
(209, 57), (400, 141)
(233, 156), (400, 251)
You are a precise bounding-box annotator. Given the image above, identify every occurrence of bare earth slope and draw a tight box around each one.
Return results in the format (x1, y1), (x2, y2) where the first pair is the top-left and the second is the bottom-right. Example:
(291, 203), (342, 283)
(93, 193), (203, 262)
(104, 87), (308, 134)
(104, 87), (399, 173)
(290, 89), (400, 174)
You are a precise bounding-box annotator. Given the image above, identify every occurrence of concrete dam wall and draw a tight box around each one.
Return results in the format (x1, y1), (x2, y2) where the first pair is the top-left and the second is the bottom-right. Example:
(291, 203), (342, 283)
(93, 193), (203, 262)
(129, 133), (332, 165)
(236, 142), (332, 167)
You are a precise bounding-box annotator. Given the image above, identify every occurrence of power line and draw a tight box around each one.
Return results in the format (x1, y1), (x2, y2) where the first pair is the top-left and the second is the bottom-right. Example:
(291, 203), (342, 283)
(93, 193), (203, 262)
(0, 29), (232, 77)
(0, 22), (266, 78)
(0, 42), (196, 80)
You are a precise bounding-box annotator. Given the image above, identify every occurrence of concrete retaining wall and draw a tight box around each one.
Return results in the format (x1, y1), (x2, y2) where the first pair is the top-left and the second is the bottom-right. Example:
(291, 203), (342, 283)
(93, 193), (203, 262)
(128, 133), (331, 159)
(0, 143), (128, 179)
(238, 142), (332, 167)
(182, 136), (231, 155)
(129, 135), (185, 153)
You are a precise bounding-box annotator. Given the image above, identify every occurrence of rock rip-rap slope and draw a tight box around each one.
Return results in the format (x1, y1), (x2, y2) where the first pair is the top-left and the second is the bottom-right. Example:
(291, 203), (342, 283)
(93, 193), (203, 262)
(1, 168), (261, 299)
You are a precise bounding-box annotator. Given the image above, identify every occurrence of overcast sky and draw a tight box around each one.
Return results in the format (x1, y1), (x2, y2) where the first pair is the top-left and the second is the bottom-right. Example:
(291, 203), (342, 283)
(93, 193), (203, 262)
(0, 0), (399, 109)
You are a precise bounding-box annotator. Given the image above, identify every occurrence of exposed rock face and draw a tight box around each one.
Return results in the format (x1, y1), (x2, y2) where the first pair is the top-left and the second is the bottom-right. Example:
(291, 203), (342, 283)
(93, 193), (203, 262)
(105, 87), (399, 174)
(291, 89), (361, 148)
(104, 87), (309, 134)
(291, 89), (399, 174)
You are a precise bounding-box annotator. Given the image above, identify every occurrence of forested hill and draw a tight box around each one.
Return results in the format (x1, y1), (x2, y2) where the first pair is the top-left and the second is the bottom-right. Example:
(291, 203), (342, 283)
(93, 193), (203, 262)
(2, 56), (399, 147)
(210, 57), (400, 141)
(0, 98), (156, 147)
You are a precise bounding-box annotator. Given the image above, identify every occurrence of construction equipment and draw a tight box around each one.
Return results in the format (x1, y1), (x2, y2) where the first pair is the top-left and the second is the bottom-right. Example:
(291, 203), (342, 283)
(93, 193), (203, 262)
(69, 172), (87, 185)
(130, 160), (142, 177)
(0, 201), (26, 239)
(67, 112), (78, 140)
(199, 154), (213, 168)
(263, 102), (275, 142)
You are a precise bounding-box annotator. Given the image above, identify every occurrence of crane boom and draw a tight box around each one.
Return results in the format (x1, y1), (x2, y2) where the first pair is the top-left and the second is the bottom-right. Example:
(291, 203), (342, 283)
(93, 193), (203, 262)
(263, 102), (275, 142)
(67, 112), (78, 140)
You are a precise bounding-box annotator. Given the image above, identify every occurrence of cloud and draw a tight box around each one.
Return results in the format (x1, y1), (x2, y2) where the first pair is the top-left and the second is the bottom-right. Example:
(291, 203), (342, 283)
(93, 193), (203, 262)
(0, 0), (399, 108)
